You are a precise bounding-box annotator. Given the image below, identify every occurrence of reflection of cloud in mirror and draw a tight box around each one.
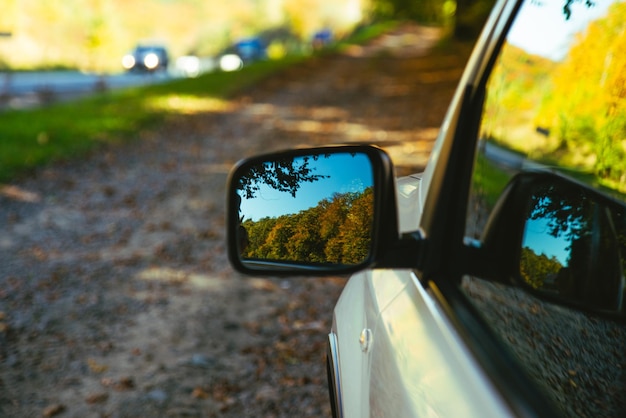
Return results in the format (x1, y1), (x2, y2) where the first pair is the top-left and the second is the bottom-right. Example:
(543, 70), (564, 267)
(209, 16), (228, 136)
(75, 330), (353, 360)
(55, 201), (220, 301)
(240, 153), (373, 221)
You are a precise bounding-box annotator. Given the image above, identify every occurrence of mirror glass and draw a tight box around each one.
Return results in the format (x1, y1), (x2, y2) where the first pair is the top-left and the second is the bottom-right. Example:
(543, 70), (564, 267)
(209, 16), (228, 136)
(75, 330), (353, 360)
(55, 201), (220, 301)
(234, 151), (375, 267)
(520, 178), (626, 315)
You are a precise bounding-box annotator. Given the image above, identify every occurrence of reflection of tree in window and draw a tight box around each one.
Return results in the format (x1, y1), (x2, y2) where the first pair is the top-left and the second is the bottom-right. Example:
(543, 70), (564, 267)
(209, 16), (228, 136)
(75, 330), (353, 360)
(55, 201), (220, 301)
(524, 182), (626, 311)
(536, 3), (626, 185)
(479, 2), (626, 192)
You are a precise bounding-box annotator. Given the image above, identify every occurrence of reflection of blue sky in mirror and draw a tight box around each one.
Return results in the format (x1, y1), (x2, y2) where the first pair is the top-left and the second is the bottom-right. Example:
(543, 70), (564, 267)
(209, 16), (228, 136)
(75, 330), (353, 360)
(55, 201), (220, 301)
(240, 153), (373, 221)
(508, 0), (614, 60)
(522, 217), (571, 265)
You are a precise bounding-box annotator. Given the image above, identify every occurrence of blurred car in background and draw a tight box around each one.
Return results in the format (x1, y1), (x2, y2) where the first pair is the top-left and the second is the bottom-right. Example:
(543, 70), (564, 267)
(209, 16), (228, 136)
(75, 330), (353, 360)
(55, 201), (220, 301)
(175, 55), (201, 77)
(312, 29), (333, 49)
(122, 45), (169, 73)
(233, 37), (267, 63)
(218, 37), (267, 72)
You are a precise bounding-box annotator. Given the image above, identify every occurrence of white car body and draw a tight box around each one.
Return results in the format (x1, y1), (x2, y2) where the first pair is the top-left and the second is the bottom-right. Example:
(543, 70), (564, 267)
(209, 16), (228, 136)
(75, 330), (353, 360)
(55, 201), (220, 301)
(330, 268), (512, 417)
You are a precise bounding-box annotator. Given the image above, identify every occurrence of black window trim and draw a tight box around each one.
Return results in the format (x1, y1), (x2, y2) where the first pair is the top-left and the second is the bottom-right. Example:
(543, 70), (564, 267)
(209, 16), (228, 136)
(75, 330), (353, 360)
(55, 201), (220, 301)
(423, 0), (563, 415)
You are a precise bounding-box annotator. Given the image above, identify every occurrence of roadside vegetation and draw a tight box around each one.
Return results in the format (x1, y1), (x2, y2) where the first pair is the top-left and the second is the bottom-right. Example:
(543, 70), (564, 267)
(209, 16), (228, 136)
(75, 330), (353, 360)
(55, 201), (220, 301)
(0, 58), (290, 182)
(484, 3), (626, 192)
(0, 0), (494, 183)
(0, 0), (486, 72)
(0, 23), (398, 183)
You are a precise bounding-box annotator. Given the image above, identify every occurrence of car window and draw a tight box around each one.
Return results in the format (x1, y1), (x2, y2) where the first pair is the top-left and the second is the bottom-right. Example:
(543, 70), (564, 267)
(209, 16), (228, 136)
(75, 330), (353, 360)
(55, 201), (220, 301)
(464, 0), (626, 416)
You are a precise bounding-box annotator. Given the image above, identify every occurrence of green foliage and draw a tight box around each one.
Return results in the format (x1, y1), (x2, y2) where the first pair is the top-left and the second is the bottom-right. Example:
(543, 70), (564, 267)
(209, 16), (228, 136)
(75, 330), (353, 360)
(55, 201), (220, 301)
(520, 247), (563, 289)
(242, 188), (374, 265)
(483, 3), (626, 192)
(0, 0), (365, 71)
(471, 153), (512, 210)
(484, 44), (556, 149)
(338, 21), (399, 46)
(538, 2), (626, 187)
(454, 0), (496, 40)
(0, 56), (304, 182)
(370, 0), (446, 23)
(331, 189), (374, 262)
(239, 156), (329, 199)
(0, 19), (404, 183)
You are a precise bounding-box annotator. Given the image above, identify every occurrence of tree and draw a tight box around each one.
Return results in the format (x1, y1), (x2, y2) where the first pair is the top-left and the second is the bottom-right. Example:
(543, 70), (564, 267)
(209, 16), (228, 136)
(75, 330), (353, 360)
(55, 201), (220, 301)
(238, 155), (328, 199)
(370, 0), (447, 23)
(285, 209), (325, 262)
(335, 188), (374, 263)
(454, 0), (496, 40)
(321, 194), (352, 263)
(241, 188), (374, 265)
(527, 182), (591, 243)
(520, 247), (563, 289)
(537, 2), (626, 183)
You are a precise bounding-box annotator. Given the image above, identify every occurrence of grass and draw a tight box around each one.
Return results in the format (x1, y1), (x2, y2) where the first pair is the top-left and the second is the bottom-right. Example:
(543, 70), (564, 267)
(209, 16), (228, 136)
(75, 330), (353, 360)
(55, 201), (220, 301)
(0, 22), (398, 183)
(472, 153), (514, 210)
(0, 56), (309, 182)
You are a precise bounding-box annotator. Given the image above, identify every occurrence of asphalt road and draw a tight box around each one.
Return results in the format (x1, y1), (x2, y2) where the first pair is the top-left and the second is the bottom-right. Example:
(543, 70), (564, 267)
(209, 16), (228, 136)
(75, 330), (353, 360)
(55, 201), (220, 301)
(0, 70), (171, 110)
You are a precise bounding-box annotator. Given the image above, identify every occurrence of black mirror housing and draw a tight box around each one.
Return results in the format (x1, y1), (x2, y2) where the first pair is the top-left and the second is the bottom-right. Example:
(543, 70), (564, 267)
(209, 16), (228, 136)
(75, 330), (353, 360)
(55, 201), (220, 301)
(226, 145), (402, 276)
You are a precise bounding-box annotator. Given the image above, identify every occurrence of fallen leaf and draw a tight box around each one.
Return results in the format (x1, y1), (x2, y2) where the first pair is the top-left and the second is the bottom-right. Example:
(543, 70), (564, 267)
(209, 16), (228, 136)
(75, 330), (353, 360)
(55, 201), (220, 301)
(87, 358), (108, 373)
(115, 376), (135, 390)
(192, 387), (210, 399)
(42, 404), (65, 417)
(85, 392), (109, 404)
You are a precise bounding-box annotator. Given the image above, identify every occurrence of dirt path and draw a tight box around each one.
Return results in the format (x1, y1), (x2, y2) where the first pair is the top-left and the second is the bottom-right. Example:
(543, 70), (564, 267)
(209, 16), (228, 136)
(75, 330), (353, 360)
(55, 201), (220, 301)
(0, 24), (471, 417)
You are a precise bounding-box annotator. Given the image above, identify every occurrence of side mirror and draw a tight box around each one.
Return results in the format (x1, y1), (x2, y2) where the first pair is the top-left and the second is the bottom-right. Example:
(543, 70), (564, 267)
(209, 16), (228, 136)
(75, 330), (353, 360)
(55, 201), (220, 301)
(226, 145), (401, 275)
(481, 171), (626, 319)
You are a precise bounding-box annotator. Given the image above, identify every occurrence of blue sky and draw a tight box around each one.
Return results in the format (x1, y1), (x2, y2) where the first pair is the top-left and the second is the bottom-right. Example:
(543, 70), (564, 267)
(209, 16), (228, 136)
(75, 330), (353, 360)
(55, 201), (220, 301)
(508, 0), (615, 60)
(522, 217), (572, 265)
(239, 152), (373, 221)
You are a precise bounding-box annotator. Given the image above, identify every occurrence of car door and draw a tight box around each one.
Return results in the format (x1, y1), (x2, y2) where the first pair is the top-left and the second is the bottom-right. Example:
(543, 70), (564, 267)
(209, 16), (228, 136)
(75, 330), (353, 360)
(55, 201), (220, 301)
(458, 0), (626, 416)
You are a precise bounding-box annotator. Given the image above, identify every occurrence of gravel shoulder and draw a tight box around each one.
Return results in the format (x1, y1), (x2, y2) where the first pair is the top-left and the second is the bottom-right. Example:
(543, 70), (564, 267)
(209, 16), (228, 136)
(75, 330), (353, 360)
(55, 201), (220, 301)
(0, 24), (471, 417)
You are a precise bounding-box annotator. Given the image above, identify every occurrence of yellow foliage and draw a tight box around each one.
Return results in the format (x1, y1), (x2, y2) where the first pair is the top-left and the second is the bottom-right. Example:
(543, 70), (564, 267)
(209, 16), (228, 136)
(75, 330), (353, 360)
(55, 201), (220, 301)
(0, 0), (366, 71)
(544, 2), (626, 134)
(267, 42), (287, 59)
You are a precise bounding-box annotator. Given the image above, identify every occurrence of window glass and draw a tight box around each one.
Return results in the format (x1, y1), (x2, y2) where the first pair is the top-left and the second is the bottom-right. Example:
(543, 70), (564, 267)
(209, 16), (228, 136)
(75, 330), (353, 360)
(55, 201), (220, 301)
(464, 0), (626, 416)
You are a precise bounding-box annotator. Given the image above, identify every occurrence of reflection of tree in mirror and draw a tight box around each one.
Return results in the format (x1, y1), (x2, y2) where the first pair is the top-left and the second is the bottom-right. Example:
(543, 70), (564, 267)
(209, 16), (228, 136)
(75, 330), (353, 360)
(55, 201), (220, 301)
(241, 188), (373, 265)
(520, 247), (563, 288)
(525, 181), (626, 309)
(521, 183), (591, 290)
(238, 155), (329, 199)
(528, 184), (590, 243)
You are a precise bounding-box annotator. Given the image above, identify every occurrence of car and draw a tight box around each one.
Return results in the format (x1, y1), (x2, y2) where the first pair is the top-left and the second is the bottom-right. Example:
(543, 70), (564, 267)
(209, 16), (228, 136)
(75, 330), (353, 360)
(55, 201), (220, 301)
(122, 45), (169, 72)
(218, 37), (267, 71)
(312, 29), (333, 49)
(232, 37), (267, 63)
(226, 0), (626, 416)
